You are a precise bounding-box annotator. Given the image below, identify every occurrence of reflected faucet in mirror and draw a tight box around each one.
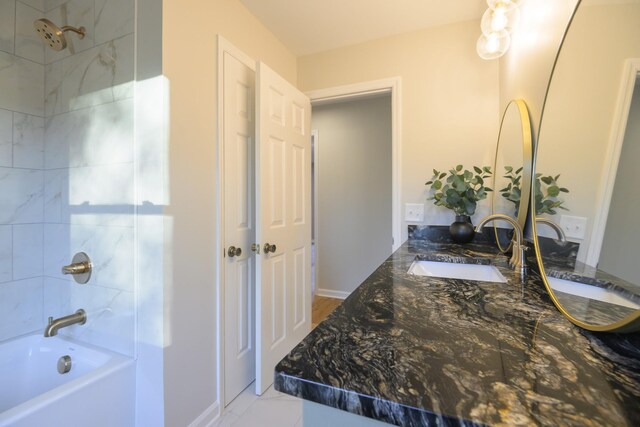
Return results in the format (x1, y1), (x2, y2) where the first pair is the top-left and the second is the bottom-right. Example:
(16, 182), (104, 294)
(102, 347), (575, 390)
(475, 213), (528, 276)
(535, 218), (566, 242)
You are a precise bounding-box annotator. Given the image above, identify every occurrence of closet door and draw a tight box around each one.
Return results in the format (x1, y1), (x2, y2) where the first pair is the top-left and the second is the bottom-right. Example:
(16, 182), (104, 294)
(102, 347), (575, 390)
(255, 62), (312, 394)
(223, 51), (256, 405)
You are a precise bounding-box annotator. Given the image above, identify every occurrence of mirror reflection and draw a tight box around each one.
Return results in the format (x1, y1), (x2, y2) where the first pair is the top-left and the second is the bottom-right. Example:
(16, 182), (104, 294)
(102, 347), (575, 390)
(492, 99), (532, 252)
(534, 0), (640, 330)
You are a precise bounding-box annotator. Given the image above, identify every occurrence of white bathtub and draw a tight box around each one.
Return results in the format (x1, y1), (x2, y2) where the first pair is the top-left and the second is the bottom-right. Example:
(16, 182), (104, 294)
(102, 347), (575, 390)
(0, 333), (135, 427)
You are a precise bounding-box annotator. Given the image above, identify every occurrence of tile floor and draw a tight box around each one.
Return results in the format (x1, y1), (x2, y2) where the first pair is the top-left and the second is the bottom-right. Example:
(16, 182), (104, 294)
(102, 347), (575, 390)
(213, 382), (303, 427)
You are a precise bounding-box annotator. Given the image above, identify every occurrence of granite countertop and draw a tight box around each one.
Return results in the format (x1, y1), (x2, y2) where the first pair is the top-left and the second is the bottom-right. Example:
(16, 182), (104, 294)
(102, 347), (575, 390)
(275, 239), (640, 426)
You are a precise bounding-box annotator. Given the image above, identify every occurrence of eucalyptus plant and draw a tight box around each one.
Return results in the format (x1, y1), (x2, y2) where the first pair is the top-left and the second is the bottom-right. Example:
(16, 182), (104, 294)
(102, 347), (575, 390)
(500, 166), (524, 215)
(500, 166), (570, 215)
(534, 173), (570, 215)
(425, 165), (493, 216)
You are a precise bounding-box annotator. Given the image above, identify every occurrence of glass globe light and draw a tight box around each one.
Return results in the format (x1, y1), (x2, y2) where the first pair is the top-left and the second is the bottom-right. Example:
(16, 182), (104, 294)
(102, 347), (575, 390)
(476, 30), (511, 60)
(487, 0), (519, 11)
(481, 5), (521, 35)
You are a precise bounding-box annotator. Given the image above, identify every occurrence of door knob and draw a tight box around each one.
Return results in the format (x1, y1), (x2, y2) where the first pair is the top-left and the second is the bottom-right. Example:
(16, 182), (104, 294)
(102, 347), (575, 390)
(227, 246), (242, 257)
(263, 243), (276, 254)
(251, 243), (260, 254)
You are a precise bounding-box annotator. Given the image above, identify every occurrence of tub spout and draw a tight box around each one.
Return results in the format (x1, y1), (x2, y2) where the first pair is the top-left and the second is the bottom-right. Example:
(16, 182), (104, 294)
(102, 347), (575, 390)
(44, 309), (86, 337)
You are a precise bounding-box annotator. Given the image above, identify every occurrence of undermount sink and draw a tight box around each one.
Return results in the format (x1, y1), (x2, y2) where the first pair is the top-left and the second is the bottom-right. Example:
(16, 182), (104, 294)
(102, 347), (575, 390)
(408, 260), (507, 283)
(547, 277), (640, 310)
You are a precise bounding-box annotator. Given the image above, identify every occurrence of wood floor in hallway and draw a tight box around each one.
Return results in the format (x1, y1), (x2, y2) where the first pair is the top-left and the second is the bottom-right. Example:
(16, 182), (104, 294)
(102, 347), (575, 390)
(312, 296), (342, 329)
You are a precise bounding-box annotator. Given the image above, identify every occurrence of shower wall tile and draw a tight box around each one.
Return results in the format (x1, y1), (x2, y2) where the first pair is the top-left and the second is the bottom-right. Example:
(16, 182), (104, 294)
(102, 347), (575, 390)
(13, 113), (44, 169)
(45, 98), (133, 168)
(44, 277), (134, 355)
(0, 167), (44, 224)
(44, 0), (65, 11)
(45, 33), (133, 116)
(21, 0), (45, 12)
(0, 51), (45, 116)
(44, 223), (134, 291)
(0, 225), (12, 283)
(0, 277), (44, 342)
(0, 0), (15, 54)
(44, 168), (68, 222)
(13, 223), (43, 280)
(0, 109), (12, 167)
(45, 0), (95, 64)
(15, 1), (45, 64)
(94, 0), (134, 45)
(44, 164), (134, 226)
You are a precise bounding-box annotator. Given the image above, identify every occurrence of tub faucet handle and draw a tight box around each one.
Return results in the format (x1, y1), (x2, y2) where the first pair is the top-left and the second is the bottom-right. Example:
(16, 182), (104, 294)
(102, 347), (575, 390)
(61, 252), (92, 284)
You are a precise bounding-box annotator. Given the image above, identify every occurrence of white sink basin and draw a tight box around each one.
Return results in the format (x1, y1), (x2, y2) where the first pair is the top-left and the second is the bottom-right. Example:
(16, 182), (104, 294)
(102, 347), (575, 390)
(547, 277), (640, 309)
(408, 260), (507, 283)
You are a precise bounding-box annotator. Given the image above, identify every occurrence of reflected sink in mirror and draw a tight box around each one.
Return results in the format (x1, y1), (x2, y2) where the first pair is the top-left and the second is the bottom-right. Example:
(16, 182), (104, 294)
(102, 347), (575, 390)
(547, 277), (640, 310)
(408, 260), (507, 283)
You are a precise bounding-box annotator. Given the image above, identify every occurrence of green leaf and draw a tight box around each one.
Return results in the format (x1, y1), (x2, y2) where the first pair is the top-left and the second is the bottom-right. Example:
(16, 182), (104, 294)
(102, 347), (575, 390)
(504, 166), (513, 173)
(433, 180), (442, 190)
(559, 187), (569, 193)
(439, 172), (447, 179)
(474, 166), (482, 174)
(456, 164), (463, 171)
(425, 180), (433, 185)
(547, 186), (560, 197)
(433, 169), (438, 176)
(515, 167), (523, 174)
(540, 176), (553, 185)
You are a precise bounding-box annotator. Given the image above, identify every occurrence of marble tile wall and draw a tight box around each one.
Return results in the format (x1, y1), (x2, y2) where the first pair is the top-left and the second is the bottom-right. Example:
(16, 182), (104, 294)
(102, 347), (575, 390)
(0, 0), (136, 356)
(0, 0), (45, 341)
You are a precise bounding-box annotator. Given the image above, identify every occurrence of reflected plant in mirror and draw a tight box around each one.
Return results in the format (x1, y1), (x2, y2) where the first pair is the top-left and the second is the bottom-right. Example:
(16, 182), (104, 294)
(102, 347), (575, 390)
(534, 173), (569, 215)
(426, 165), (492, 243)
(499, 166), (523, 215)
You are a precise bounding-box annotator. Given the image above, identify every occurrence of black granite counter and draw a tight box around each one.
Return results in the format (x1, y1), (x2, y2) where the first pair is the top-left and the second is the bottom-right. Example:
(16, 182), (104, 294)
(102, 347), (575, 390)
(275, 239), (640, 426)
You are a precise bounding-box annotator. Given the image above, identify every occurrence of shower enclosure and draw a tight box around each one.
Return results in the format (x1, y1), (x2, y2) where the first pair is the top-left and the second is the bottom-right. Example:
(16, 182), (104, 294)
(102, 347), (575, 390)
(0, 0), (137, 422)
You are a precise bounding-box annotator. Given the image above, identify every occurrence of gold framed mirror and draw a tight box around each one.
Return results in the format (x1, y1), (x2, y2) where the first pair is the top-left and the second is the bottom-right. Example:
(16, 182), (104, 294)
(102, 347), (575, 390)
(491, 99), (532, 253)
(532, 0), (640, 332)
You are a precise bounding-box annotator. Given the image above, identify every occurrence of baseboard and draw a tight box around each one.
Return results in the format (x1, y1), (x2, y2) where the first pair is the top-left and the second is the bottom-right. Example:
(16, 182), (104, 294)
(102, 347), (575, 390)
(188, 400), (220, 427)
(315, 288), (350, 300)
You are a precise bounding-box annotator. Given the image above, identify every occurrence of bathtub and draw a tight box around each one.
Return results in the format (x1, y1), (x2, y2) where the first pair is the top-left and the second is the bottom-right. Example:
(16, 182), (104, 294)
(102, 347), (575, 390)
(0, 333), (135, 427)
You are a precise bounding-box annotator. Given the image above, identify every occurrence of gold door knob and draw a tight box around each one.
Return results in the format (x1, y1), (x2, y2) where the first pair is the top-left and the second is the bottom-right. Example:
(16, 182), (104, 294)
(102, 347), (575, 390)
(227, 246), (242, 257)
(263, 243), (277, 254)
(251, 243), (260, 254)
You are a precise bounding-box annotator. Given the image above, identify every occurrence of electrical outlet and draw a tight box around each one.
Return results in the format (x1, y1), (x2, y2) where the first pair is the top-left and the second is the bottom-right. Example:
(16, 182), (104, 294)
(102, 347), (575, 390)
(560, 215), (588, 240)
(405, 203), (425, 223)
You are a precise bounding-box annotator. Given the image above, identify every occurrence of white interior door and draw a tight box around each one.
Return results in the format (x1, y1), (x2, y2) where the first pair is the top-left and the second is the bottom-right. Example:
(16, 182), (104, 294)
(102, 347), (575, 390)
(255, 62), (312, 394)
(223, 51), (256, 405)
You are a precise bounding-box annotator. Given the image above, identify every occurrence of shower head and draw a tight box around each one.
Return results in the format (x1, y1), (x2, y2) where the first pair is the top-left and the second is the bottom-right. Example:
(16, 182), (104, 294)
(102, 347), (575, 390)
(33, 18), (85, 51)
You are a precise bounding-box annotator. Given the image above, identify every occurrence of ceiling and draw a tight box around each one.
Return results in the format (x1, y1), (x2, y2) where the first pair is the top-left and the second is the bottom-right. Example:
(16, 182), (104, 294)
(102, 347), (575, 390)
(239, 0), (486, 56)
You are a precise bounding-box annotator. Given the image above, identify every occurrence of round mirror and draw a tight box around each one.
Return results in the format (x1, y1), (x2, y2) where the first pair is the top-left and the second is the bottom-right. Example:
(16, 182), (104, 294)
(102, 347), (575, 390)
(492, 99), (532, 252)
(533, 0), (640, 332)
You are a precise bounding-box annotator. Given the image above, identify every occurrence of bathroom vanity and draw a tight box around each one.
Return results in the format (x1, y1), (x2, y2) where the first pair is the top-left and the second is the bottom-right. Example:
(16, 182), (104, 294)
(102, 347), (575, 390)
(274, 231), (640, 426)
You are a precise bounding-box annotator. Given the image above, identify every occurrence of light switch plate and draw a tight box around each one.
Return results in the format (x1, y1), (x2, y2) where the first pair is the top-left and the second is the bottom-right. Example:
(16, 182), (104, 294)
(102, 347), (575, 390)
(405, 203), (425, 223)
(560, 215), (588, 240)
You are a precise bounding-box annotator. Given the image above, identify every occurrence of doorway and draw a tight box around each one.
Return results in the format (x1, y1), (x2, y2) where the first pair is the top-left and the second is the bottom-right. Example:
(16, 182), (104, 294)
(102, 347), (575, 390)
(311, 94), (393, 299)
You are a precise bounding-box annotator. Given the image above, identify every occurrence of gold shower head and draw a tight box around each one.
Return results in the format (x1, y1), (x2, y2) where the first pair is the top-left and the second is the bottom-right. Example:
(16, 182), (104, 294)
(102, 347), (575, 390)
(33, 18), (85, 51)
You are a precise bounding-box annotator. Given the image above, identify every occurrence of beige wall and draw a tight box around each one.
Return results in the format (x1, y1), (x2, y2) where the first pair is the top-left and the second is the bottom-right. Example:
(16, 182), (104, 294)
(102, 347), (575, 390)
(313, 96), (393, 294)
(499, 0), (579, 138)
(298, 20), (500, 235)
(161, 0), (297, 425)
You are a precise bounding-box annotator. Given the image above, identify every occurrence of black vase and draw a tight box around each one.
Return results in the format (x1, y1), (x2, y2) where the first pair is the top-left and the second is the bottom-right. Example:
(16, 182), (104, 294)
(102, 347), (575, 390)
(449, 215), (475, 243)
